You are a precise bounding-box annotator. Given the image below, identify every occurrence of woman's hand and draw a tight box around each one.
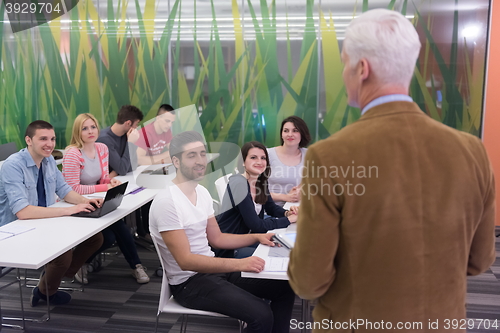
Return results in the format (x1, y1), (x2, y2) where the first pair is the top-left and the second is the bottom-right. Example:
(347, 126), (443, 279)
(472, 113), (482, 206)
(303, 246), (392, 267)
(289, 205), (299, 215)
(287, 213), (298, 223)
(286, 205), (299, 223)
(286, 186), (300, 202)
(107, 178), (122, 189)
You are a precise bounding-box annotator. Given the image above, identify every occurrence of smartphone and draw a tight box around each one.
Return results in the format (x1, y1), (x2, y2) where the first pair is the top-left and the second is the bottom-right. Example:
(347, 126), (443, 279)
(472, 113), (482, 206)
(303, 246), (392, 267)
(272, 233), (294, 250)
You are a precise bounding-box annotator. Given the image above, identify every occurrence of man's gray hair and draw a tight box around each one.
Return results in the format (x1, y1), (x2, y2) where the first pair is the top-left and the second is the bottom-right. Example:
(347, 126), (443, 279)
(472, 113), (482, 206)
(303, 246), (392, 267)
(343, 9), (421, 87)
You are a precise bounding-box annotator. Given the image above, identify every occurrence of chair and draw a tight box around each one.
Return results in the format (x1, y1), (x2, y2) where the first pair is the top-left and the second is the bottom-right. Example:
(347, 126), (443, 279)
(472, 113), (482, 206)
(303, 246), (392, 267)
(215, 173), (232, 202)
(151, 237), (243, 333)
(0, 142), (17, 161)
(0, 267), (25, 330)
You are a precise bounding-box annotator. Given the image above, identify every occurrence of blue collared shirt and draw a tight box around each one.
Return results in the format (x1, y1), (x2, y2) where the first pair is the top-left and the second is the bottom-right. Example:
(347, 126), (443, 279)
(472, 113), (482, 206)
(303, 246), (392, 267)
(0, 148), (72, 226)
(361, 94), (414, 115)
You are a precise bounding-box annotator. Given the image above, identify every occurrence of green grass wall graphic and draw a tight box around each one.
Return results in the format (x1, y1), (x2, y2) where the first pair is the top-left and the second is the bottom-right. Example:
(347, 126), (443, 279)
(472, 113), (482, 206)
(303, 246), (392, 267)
(0, 0), (488, 149)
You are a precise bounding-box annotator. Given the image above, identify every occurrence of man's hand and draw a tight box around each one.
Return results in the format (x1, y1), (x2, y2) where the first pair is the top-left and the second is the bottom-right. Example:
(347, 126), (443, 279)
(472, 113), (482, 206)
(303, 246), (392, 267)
(68, 202), (97, 215)
(255, 233), (275, 246)
(238, 256), (266, 273)
(107, 178), (122, 189)
(127, 128), (140, 144)
(87, 198), (103, 207)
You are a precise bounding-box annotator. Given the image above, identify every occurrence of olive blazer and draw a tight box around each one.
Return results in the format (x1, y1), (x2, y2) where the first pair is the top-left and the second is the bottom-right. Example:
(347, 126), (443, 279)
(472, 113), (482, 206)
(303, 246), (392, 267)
(288, 101), (496, 332)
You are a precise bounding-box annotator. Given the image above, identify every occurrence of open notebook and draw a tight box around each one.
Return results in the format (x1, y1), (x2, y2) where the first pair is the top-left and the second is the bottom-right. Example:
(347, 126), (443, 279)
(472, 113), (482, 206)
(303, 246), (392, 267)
(0, 224), (35, 241)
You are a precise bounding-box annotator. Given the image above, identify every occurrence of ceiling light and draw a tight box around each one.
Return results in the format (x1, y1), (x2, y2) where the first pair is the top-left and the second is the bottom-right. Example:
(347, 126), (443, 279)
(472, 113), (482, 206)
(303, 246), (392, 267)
(462, 25), (481, 39)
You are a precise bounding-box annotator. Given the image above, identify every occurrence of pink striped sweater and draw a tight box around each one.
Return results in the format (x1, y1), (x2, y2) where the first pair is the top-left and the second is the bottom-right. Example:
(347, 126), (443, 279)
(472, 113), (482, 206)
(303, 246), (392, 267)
(62, 143), (111, 195)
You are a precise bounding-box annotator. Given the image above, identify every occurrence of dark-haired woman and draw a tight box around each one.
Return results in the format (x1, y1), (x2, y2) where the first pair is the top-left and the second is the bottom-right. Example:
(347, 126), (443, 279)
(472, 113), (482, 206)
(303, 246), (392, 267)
(216, 141), (298, 258)
(267, 115), (311, 206)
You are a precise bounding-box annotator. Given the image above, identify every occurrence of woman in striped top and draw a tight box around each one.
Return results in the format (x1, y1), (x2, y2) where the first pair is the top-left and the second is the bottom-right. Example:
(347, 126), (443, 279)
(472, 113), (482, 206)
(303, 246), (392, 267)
(63, 113), (149, 284)
(63, 115), (120, 194)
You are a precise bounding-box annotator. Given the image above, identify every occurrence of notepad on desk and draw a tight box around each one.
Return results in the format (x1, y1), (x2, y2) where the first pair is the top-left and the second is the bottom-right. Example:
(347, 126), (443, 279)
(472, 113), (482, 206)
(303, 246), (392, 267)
(0, 224), (35, 241)
(264, 257), (289, 272)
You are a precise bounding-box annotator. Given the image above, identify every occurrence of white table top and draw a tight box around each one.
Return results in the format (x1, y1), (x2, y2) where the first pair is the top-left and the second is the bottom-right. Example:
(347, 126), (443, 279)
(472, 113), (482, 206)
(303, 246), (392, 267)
(0, 177), (159, 269)
(242, 223), (297, 280)
(283, 201), (299, 210)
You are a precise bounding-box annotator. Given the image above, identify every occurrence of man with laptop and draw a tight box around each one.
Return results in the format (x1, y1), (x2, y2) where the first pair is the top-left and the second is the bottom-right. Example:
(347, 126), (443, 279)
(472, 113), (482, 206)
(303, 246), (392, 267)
(149, 131), (295, 333)
(0, 120), (103, 306)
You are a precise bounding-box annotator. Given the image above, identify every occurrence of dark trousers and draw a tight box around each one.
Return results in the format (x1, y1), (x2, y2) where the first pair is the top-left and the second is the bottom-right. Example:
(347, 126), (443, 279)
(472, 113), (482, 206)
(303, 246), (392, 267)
(39, 233), (103, 296)
(170, 272), (295, 333)
(87, 220), (141, 269)
(135, 201), (152, 237)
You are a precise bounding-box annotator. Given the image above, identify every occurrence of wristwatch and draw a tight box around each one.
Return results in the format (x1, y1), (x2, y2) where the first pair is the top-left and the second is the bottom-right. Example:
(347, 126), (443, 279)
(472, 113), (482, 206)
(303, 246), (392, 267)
(284, 210), (290, 218)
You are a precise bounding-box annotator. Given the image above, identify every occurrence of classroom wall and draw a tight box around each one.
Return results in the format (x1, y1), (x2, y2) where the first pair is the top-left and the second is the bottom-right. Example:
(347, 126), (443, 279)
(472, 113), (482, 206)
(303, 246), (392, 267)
(484, 0), (500, 226)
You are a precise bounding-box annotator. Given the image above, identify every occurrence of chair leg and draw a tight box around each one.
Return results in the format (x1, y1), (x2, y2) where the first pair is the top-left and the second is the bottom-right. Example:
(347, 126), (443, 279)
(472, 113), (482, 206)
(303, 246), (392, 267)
(154, 313), (160, 333)
(180, 314), (187, 333)
(16, 269), (25, 330)
(0, 269), (26, 330)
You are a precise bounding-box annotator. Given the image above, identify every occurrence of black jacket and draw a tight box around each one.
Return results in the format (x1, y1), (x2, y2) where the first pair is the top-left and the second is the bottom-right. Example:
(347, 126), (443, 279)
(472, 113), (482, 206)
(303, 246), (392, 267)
(215, 174), (289, 257)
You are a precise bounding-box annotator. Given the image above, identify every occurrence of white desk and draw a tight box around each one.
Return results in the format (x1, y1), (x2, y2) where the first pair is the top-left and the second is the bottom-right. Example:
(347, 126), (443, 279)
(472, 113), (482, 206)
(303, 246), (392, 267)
(0, 173), (161, 327)
(241, 224), (310, 333)
(0, 178), (159, 269)
(241, 223), (296, 280)
(283, 201), (299, 210)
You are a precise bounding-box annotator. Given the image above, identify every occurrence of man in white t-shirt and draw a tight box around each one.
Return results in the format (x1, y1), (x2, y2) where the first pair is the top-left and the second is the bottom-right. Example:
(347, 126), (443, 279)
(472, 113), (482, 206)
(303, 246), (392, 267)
(150, 131), (295, 333)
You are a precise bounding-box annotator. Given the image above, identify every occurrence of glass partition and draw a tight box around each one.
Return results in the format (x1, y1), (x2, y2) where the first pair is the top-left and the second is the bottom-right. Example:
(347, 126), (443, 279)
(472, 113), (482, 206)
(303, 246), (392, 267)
(0, 0), (491, 147)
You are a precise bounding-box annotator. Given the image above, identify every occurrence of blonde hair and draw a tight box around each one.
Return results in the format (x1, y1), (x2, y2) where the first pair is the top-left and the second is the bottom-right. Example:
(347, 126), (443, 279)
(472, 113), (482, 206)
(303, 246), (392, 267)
(67, 113), (100, 149)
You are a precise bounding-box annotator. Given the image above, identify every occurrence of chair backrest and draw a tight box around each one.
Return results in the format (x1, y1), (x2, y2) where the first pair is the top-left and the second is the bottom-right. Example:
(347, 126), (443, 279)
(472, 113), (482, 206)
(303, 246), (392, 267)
(215, 173), (232, 202)
(0, 142), (17, 161)
(151, 236), (171, 313)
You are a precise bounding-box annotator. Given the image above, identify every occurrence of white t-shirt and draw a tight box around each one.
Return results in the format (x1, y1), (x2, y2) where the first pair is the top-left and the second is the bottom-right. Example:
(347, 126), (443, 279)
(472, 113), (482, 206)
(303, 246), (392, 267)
(149, 184), (215, 285)
(254, 202), (262, 215)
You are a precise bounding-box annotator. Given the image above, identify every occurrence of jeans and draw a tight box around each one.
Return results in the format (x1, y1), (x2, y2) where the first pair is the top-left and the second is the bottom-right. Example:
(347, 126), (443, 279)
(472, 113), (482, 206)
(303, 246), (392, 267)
(87, 219), (141, 269)
(39, 233), (103, 296)
(170, 272), (295, 333)
(235, 243), (258, 258)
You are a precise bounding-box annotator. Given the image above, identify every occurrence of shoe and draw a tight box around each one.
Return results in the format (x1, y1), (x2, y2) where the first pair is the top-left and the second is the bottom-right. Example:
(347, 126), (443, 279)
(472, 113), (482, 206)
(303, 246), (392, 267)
(31, 287), (42, 307)
(74, 264), (89, 284)
(48, 290), (72, 305)
(30, 287), (71, 307)
(132, 264), (150, 284)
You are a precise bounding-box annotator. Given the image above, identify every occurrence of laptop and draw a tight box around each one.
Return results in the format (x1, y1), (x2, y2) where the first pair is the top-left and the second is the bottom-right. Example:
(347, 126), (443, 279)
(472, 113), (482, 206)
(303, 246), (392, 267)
(71, 182), (128, 218)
